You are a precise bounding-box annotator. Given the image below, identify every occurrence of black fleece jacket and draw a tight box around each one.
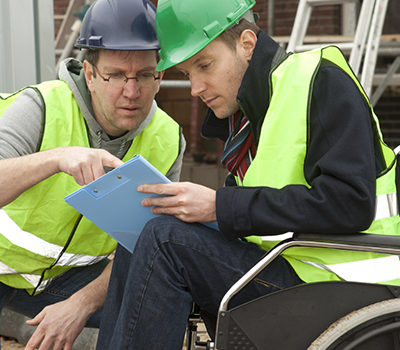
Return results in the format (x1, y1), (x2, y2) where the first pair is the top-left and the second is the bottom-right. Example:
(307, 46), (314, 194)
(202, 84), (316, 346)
(202, 30), (384, 240)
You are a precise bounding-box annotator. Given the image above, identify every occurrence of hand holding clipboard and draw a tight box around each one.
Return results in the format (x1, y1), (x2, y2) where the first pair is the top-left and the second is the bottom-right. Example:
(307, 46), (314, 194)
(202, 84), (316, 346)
(65, 155), (218, 252)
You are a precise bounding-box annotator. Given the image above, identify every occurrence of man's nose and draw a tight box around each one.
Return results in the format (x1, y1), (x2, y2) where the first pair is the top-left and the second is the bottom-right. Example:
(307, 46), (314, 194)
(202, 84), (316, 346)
(190, 77), (206, 97)
(123, 79), (140, 99)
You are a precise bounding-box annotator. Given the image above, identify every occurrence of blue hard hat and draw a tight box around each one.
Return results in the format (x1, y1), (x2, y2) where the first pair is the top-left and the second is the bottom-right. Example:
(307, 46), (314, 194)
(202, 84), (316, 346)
(75, 0), (160, 50)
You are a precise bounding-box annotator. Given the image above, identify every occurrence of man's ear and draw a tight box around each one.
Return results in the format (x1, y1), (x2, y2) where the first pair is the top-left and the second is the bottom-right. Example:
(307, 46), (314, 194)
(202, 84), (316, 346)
(238, 29), (257, 61)
(158, 70), (165, 81)
(155, 70), (165, 93)
(83, 60), (95, 92)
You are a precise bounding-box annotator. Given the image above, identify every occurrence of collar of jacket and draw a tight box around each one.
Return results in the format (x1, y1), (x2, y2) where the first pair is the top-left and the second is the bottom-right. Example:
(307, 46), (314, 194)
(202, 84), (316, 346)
(201, 30), (286, 144)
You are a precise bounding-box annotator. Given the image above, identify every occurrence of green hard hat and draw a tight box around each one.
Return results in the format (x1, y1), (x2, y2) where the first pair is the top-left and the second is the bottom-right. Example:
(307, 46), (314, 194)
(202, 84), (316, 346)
(155, 0), (256, 71)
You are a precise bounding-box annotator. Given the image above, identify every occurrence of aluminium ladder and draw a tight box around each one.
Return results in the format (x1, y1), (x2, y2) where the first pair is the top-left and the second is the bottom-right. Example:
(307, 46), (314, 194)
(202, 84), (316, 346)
(286, 0), (390, 100)
(55, 0), (93, 71)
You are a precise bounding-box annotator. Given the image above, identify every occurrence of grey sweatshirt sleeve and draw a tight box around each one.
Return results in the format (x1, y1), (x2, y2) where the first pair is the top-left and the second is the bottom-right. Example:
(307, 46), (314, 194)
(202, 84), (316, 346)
(0, 89), (43, 159)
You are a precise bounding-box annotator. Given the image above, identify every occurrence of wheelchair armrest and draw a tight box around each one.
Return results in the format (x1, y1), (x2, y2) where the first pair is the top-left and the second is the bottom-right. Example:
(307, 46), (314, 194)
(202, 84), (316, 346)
(293, 232), (400, 250)
(219, 232), (400, 313)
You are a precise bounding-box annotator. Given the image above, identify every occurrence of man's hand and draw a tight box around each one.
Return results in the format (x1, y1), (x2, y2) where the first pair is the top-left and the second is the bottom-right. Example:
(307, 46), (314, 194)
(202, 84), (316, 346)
(24, 261), (112, 350)
(24, 298), (92, 350)
(139, 182), (217, 223)
(56, 147), (124, 186)
(0, 147), (124, 207)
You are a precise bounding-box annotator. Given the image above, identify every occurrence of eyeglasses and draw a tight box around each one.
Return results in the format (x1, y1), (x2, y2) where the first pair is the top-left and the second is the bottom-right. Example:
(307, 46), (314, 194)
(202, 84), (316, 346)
(92, 65), (160, 89)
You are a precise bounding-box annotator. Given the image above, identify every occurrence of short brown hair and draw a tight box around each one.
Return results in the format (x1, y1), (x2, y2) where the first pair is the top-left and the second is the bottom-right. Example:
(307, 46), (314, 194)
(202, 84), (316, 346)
(217, 19), (260, 51)
(83, 48), (100, 66)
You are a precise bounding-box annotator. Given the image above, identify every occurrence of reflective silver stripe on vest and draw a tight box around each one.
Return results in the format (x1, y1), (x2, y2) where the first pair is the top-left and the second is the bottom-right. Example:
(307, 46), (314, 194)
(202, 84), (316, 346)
(375, 192), (398, 221)
(300, 255), (400, 283)
(0, 209), (108, 266)
(0, 257), (103, 292)
(0, 260), (44, 290)
(31, 278), (51, 293)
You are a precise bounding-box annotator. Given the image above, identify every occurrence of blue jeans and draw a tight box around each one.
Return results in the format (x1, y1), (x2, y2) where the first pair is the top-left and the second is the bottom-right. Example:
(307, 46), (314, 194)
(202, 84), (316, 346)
(0, 258), (109, 327)
(97, 216), (303, 349)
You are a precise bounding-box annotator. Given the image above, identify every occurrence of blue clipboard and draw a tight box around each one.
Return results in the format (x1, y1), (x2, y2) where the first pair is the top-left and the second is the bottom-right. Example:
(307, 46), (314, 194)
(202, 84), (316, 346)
(65, 155), (218, 253)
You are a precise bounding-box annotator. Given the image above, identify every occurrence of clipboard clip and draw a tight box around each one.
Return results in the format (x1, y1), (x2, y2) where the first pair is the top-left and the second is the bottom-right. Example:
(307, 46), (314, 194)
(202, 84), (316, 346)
(85, 172), (130, 199)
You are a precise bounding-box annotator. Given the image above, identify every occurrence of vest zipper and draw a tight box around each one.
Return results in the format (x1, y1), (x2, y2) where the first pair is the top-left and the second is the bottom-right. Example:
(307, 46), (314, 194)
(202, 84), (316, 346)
(33, 214), (83, 294)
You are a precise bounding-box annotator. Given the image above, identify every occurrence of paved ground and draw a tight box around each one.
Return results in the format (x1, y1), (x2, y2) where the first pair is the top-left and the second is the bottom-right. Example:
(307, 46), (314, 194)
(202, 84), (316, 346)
(0, 327), (210, 350)
(1, 329), (205, 349)
(0, 337), (24, 350)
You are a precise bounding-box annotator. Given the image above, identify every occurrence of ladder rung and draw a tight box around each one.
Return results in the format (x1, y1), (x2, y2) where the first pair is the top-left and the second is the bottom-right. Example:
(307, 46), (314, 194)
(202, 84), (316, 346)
(287, 43), (400, 57)
(294, 42), (355, 52)
(307, 0), (358, 5)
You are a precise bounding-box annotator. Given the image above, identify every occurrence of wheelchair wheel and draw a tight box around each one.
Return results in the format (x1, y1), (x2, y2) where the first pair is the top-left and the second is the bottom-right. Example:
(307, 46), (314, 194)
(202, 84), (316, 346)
(308, 297), (400, 350)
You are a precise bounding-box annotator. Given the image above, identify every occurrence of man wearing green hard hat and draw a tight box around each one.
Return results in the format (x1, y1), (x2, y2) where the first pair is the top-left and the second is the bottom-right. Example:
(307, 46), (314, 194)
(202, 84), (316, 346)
(97, 0), (399, 348)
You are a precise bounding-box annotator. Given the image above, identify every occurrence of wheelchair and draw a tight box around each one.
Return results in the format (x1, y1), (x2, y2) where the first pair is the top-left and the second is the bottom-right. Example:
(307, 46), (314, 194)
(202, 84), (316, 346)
(187, 232), (400, 349)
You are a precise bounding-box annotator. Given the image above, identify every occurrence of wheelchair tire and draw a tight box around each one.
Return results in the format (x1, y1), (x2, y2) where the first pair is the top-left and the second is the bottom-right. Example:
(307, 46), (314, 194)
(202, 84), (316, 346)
(308, 297), (400, 350)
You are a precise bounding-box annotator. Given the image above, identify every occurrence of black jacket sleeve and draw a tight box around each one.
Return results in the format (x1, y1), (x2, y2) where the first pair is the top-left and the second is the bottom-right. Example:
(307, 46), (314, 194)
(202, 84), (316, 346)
(216, 63), (378, 239)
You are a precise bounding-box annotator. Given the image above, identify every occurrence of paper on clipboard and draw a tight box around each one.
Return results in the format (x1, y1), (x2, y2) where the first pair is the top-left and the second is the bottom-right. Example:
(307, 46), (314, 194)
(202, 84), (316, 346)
(65, 155), (218, 253)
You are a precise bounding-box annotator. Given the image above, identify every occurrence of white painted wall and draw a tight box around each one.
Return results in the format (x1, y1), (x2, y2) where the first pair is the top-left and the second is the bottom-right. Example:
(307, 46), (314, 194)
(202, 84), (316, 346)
(0, 0), (56, 93)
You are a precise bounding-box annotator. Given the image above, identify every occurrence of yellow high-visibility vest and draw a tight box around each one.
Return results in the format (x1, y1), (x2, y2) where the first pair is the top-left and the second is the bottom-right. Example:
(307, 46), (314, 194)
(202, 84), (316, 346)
(0, 80), (181, 294)
(244, 46), (400, 285)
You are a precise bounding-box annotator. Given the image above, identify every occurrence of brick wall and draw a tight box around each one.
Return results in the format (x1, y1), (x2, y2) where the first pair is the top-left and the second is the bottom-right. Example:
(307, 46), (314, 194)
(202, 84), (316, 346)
(152, 0), (337, 37)
(54, 0), (398, 38)
(52, 0), (400, 158)
(254, 0), (341, 36)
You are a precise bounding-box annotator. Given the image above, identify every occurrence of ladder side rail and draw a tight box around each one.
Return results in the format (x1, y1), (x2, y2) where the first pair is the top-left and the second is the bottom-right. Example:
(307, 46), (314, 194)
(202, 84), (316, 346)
(267, 0), (275, 36)
(56, 20), (82, 72)
(288, 0), (363, 55)
(348, 0), (377, 75)
(54, 0), (86, 50)
(360, 0), (389, 96)
(370, 56), (400, 106)
(287, 0), (313, 52)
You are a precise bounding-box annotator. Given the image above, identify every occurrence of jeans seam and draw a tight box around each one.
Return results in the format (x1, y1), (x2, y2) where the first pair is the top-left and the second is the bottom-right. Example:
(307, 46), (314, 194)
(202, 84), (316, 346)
(123, 237), (242, 347)
(159, 237), (281, 291)
(158, 234), (247, 279)
(126, 245), (161, 347)
(40, 289), (70, 298)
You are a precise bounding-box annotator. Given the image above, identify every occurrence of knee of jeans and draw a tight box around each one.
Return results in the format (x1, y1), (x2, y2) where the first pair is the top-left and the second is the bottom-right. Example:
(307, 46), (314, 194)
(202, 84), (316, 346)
(138, 216), (188, 249)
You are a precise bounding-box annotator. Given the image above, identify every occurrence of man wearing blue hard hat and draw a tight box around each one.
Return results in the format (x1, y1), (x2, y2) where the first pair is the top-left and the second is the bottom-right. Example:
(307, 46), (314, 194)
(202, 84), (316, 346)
(97, 0), (399, 349)
(0, 0), (184, 349)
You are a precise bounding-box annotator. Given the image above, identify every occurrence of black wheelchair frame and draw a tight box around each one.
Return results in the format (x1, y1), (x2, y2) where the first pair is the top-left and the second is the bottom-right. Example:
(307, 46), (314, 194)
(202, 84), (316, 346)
(206, 232), (400, 350)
